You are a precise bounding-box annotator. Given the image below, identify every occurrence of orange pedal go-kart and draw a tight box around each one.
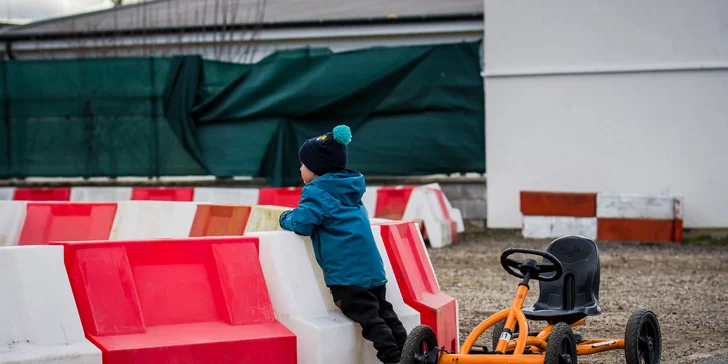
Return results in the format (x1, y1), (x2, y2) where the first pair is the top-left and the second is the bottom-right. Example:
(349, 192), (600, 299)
(401, 236), (662, 364)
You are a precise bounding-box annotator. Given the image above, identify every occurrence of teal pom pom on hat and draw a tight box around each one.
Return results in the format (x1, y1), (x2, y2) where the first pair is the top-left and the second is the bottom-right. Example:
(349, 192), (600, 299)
(333, 125), (352, 145)
(298, 125), (351, 175)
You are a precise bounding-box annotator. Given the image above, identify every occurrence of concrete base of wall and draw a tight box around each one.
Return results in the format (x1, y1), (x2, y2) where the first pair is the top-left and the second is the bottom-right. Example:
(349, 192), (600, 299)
(440, 183), (487, 221)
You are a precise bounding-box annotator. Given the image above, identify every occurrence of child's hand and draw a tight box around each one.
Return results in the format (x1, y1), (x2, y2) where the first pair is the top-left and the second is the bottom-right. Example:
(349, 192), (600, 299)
(279, 210), (293, 229)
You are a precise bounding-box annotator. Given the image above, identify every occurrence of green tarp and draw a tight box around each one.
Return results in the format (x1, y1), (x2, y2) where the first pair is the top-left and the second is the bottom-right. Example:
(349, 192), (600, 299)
(0, 41), (485, 186)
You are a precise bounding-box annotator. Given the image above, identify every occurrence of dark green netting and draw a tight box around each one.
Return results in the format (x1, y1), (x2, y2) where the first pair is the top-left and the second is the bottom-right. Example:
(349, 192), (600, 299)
(0, 41), (484, 186)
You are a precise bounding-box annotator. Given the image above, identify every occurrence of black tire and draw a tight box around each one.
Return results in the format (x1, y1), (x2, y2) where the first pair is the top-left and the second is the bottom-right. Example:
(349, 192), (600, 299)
(491, 319), (520, 352)
(624, 309), (662, 364)
(545, 322), (577, 364)
(401, 325), (438, 364)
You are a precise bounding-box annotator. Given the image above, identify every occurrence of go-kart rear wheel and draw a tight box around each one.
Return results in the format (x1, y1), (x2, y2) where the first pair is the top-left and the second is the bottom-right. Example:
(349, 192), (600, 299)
(624, 309), (662, 364)
(401, 325), (439, 364)
(545, 322), (577, 364)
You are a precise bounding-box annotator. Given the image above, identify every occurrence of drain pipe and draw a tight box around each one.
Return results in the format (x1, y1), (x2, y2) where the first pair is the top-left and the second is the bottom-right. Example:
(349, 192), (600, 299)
(4, 41), (15, 60)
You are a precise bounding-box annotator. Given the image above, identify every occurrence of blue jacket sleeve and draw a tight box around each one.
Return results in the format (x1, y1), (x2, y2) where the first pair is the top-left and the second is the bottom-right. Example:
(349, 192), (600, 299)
(278, 186), (328, 236)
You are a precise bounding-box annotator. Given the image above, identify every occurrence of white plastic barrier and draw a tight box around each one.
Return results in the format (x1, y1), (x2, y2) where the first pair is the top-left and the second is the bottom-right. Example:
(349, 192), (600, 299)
(0, 246), (102, 364)
(403, 187), (453, 248)
(362, 186), (379, 218)
(597, 192), (680, 219)
(255, 231), (359, 364)
(522, 216), (598, 240)
(421, 183), (465, 233)
(0, 188), (14, 200)
(109, 201), (197, 240)
(245, 205), (288, 233)
(254, 228), (419, 364)
(0, 201), (27, 246)
(70, 187), (132, 202)
(192, 187), (260, 205)
(451, 208), (465, 233)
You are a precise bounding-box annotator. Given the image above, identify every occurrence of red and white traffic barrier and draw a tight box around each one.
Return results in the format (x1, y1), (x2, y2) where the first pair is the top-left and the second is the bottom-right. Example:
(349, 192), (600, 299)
(520, 191), (683, 242)
(5, 184), (465, 245)
(403, 187), (457, 248)
(596, 192), (683, 242)
(0, 203), (459, 364)
(374, 184), (463, 248)
(252, 225), (421, 363)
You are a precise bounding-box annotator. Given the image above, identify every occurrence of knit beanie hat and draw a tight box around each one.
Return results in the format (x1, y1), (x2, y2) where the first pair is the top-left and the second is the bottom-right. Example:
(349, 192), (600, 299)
(298, 125), (352, 176)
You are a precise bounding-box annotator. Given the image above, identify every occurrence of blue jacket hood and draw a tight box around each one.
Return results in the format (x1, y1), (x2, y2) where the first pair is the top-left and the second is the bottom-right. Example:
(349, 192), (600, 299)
(308, 170), (365, 207)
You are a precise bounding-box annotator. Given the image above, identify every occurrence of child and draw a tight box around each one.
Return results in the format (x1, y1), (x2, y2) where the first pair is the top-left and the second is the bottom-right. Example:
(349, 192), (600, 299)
(279, 125), (407, 364)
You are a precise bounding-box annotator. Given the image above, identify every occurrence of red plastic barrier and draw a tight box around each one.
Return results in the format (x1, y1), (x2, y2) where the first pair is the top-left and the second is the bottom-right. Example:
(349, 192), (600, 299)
(380, 221), (458, 352)
(55, 237), (297, 364)
(131, 188), (194, 201)
(375, 186), (415, 220)
(18, 202), (117, 245)
(13, 188), (71, 201)
(257, 187), (302, 208)
(189, 205), (252, 237)
(429, 187), (458, 243)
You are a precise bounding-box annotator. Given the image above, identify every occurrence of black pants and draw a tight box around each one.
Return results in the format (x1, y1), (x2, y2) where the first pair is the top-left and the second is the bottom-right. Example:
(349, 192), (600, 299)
(330, 284), (408, 363)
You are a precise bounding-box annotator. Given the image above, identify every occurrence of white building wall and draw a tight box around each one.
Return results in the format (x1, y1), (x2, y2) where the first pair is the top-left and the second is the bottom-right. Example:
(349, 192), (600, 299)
(485, 0), (728, 228)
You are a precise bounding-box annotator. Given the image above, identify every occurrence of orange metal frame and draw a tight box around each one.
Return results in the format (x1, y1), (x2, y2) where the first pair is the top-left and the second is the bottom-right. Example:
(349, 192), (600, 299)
(436, 285), (624, 363)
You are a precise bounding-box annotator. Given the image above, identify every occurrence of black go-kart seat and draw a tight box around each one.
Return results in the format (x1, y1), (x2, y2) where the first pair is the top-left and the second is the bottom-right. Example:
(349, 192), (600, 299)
(523, 236), (601, 324)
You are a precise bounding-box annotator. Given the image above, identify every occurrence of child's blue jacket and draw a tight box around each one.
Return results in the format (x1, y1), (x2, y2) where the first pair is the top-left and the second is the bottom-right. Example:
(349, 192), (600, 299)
(279, 170), (387, 289)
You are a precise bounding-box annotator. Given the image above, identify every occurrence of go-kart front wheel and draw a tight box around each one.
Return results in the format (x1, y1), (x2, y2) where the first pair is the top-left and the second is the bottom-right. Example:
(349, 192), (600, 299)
(401, 325), (439, 364)
(545, 322), (577, 364)
(492, 319), (520, 352)
(624, 308), (661, 364)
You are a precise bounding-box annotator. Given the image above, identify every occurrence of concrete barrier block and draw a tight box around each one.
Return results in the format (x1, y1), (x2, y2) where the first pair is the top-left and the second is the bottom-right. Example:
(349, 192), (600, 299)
(597, 192), (678, 219)
(522, 216), (598, 240)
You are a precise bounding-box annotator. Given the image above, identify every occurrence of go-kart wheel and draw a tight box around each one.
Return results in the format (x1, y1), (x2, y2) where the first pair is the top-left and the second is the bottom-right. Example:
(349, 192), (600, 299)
(491, 319), (519, 352)
(624, 309), (662, 364)
(545, 322), (577, 364)
(401, 325), (439, 364)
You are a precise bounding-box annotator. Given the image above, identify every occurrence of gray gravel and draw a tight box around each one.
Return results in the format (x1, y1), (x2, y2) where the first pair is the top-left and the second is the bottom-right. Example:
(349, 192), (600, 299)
(428, 231), (728, 364)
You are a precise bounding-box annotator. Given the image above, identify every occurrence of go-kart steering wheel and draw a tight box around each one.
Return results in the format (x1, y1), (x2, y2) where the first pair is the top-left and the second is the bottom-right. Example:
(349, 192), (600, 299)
(500, 248), (564, 282)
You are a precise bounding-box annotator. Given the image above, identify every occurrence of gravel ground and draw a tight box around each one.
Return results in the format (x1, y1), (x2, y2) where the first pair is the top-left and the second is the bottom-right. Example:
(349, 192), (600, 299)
(428, 231), (728, 364)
